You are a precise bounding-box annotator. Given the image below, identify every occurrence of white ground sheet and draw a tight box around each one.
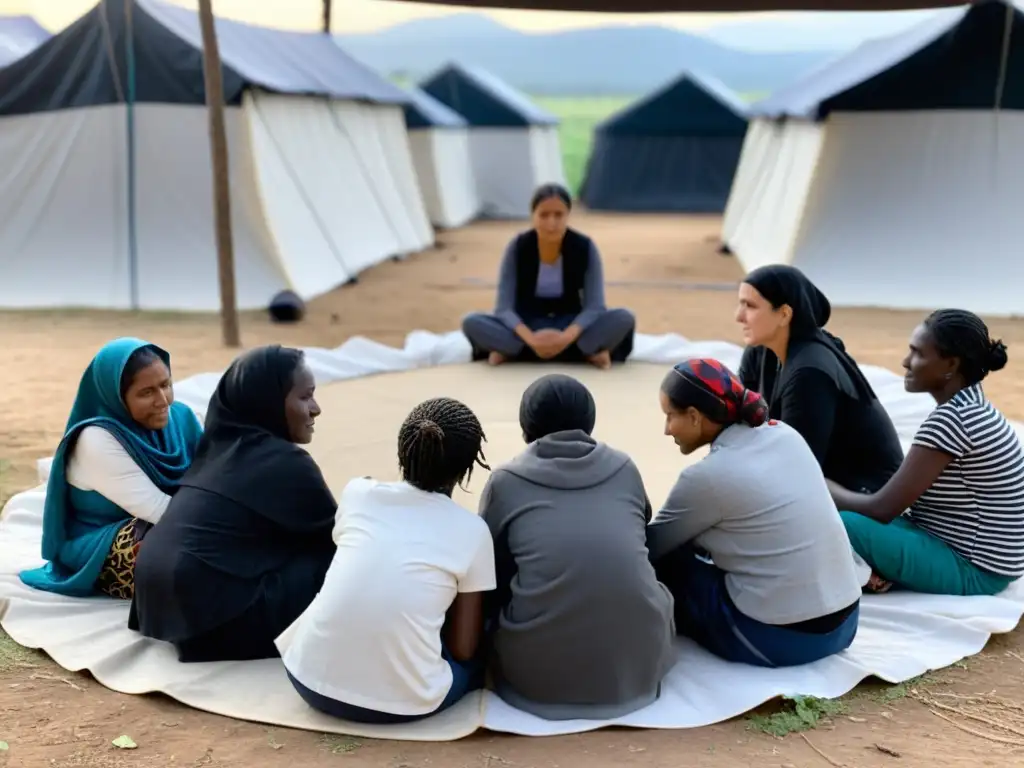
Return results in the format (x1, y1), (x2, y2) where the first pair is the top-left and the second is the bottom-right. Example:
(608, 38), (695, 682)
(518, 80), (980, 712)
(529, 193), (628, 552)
(3, 332), (1022, 741)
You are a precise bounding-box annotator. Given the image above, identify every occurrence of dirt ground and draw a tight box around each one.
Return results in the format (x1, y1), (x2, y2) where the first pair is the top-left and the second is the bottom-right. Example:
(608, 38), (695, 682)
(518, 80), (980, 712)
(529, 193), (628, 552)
(3, 212), (1024, 767)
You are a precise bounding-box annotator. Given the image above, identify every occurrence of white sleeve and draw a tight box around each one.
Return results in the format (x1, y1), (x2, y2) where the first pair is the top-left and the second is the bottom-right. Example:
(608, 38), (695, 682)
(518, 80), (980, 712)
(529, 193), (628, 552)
(65, 426), (172, 525)
(458, 518), (496, 594)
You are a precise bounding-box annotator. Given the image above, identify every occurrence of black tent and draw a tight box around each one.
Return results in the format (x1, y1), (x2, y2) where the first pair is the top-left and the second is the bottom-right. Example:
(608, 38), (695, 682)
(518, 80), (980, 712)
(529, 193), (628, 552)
(581, 73), (748, 213)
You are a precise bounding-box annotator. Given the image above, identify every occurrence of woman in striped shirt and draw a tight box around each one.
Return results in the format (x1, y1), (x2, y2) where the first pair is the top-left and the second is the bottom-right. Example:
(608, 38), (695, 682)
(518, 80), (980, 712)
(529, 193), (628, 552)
(829, 310), (1024, 596)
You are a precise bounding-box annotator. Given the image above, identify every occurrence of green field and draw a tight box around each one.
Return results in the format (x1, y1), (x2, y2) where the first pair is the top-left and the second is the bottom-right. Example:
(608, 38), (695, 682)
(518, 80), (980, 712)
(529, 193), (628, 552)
(532, 96), (631, 196)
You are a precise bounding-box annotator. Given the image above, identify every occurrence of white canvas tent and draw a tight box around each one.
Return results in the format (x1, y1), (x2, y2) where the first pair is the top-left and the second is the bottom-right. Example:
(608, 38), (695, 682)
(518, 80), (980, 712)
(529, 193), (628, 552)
(722, 0), (1023, 314)
(420, 64), (565, 219)
(403, 87), (482, 228)
(0, 0), (433, 312)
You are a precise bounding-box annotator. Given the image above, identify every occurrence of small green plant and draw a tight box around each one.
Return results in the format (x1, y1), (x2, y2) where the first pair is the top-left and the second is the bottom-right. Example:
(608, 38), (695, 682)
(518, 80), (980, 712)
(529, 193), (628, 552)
(872, 672), (937, 703)
(0, 630), (42, 673)
(747, 694), (846, 737)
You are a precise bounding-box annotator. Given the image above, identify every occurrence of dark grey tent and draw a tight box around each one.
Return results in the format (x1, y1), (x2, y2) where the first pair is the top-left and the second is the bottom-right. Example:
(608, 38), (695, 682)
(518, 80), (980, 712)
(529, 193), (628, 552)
(0, 0), (437, 312)
(581, 72), (748, 213)
(419, 64), (565, 218)
(402, 86), (482, 227)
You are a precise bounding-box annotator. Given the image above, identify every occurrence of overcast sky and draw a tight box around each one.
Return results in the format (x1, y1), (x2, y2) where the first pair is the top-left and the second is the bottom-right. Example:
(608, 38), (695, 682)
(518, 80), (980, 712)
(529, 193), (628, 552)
(0, 0), (785, 34)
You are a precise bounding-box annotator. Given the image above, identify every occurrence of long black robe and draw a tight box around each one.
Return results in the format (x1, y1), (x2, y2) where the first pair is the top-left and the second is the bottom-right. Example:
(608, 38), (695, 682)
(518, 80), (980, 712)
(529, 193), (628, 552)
(129, 346), (337, 662)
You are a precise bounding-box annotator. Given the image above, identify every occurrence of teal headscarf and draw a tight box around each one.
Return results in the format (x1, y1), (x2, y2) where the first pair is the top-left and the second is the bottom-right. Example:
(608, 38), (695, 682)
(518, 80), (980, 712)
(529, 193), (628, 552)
(19, 337), (203, 597)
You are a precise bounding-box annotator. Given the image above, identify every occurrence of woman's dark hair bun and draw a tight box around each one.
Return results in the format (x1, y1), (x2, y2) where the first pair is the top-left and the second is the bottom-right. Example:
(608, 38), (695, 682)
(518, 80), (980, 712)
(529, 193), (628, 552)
(738, 388), (769, 428)
(988, 339), (1009, 372)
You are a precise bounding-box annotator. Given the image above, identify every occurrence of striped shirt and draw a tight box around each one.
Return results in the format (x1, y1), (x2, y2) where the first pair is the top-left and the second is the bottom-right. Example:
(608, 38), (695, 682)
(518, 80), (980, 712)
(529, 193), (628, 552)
(909, 383), (1024, 577)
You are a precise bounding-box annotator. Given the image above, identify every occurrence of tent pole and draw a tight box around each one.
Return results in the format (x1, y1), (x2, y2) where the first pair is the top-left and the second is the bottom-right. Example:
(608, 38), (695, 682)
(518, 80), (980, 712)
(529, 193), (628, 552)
(124, 0), (139, 311)
(323, 0), (333, 33)
(198, 0), (241, 347)
(994, 2), (1013, 109)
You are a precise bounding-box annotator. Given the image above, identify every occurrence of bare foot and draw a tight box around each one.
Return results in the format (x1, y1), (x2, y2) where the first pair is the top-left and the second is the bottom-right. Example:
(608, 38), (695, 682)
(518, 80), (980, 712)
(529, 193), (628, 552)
(487, 351), (507, 366)
(587, 350), (612, 370)
(865, 572), (893, 594)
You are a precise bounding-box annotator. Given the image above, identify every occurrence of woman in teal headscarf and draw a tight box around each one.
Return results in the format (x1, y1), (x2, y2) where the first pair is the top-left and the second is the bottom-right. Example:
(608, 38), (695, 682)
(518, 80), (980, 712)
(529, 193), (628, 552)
(20, 338), (203, 599)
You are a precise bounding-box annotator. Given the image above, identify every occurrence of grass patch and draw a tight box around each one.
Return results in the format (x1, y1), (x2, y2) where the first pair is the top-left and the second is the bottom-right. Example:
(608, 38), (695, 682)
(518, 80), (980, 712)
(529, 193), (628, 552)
(747, 695), (847, 737)
(0, 629), (43, 673)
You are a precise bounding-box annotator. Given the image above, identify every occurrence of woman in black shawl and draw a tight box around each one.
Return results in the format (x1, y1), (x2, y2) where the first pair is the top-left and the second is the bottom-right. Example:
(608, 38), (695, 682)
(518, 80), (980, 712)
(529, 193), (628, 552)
(735, 266), (903, 494)
(129, 345), (337, 662)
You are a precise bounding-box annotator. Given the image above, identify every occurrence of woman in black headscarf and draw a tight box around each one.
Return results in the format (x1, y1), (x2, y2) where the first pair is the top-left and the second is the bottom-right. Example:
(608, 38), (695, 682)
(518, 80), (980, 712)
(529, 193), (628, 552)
(478, 374), (674, 721)
(735, 265), (903, 494)
(129, 345), (337, 662)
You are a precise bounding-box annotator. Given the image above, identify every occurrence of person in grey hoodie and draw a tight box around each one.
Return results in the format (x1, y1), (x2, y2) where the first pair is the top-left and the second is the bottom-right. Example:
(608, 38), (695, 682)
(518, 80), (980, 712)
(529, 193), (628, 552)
(479, 373), (676, 721)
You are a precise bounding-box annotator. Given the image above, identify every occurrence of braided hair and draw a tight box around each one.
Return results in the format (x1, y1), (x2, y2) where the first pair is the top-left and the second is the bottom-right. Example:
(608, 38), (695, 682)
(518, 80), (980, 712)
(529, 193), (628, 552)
(923, 309), (1008, 386)
(398, 397), (489, 494)
(662, 358), (769, 427)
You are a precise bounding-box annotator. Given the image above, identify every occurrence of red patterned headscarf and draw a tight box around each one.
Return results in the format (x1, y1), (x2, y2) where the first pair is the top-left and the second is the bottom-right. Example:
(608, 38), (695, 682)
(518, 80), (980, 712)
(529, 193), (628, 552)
(661, 358), (768, 427)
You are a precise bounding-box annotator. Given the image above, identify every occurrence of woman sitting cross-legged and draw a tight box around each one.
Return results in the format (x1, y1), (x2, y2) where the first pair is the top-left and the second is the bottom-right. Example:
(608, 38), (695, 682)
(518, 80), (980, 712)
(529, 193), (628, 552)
(830, 310), (1024, 596)
(461, 183), (635, 370)
(129, 345), (337, 662)
(648, 359), (862, 668)
(281, 397), (495, 724)
(479, 374), (675, 721)
(20, 338), (202, 600)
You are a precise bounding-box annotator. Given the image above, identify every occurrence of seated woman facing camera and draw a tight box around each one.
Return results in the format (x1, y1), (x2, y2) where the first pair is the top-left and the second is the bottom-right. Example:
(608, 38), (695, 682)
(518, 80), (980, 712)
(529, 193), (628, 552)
(281, 397), (495, 724)
(737, 265), (903, 494)
(130, 346), (337, 662)
(20, 338), (202, 599)
(462, 184), (635, 369)
(479, 374), (674, 721)
(831, 310), (1024, 596)
(648, 359), (861, 667)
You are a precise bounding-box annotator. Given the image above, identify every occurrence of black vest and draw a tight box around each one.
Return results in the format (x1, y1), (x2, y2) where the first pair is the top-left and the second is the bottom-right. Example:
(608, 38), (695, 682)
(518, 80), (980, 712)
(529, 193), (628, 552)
(513, 228), (591, 318)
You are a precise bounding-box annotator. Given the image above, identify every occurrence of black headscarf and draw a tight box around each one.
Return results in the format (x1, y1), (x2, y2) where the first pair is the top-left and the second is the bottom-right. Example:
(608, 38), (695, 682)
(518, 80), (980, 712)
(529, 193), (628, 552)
(743, 265), (877, 404)
(519, 373), (597, 442)
(179, 345), (337, 531)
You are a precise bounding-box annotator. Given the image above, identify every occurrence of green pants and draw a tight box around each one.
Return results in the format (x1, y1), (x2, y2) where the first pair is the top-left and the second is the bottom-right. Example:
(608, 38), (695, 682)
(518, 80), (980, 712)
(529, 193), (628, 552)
(840, 512), (1014, 597)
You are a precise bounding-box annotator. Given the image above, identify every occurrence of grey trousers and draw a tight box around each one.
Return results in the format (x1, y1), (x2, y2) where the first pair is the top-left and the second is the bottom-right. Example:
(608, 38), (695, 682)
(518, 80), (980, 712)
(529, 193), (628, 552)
(462, 309), (636, 363)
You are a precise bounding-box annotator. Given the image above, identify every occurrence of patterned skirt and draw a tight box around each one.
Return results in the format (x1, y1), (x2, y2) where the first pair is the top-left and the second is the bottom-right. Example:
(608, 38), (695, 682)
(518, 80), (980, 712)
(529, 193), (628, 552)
(96, 518), (148, 600)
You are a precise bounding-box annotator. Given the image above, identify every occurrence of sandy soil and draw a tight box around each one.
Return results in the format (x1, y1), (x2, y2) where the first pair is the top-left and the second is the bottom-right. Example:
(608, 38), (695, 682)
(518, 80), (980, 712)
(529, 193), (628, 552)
(3, 212), (1024, 767)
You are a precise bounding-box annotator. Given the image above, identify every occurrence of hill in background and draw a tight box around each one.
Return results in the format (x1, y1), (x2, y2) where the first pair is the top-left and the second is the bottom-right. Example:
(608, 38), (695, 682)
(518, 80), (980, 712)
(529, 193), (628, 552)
(336, 14), (841, 97)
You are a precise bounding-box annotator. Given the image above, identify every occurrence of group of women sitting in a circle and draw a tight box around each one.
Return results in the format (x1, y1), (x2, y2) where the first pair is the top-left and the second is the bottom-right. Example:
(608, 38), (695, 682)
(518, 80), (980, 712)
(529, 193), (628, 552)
(17, 183), (1024, 725)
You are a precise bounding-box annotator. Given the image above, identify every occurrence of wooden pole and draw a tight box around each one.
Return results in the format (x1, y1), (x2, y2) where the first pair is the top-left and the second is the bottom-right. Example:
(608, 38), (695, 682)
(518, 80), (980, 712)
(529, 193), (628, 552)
(197, 0), (241, 347)
(323, 0), (333, 33)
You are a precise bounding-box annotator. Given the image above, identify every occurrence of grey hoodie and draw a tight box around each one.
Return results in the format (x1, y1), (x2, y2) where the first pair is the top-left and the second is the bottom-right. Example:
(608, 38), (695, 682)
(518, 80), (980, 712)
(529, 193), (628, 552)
(479, 429), (676, 721)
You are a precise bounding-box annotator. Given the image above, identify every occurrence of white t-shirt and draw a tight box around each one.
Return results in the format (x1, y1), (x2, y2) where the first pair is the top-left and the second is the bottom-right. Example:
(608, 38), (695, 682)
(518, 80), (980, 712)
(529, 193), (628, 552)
(280, 478), (496, 716)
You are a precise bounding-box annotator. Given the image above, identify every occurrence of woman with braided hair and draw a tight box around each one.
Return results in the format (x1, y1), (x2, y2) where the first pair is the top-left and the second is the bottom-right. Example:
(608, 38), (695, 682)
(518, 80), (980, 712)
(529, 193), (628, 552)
(831, 310), (1024, 596)
(281, 397), (496, 724)
(647, 358), (862, 667)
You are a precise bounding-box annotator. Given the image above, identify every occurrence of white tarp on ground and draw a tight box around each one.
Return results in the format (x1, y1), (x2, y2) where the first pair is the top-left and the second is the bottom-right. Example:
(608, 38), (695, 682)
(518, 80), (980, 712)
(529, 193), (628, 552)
(6, 331), (1024, 742)
(470, 126), (567, 219)
(722, 111), (1023, 313)
(408, 128), (481, 228)
(0, 95), (434, 312)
